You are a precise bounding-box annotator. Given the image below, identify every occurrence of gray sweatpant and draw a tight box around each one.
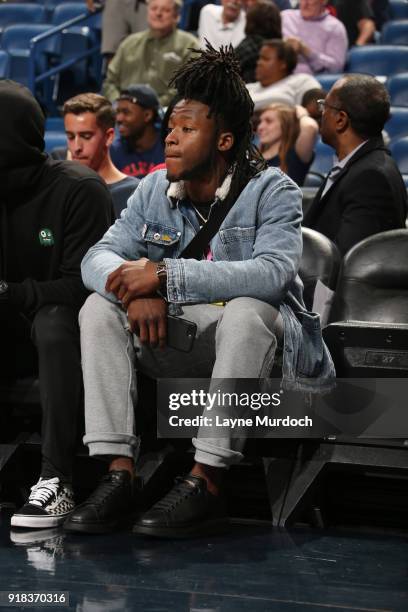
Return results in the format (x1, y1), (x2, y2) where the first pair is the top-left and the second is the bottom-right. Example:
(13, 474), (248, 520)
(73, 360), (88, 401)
(79, 293), (283, 468)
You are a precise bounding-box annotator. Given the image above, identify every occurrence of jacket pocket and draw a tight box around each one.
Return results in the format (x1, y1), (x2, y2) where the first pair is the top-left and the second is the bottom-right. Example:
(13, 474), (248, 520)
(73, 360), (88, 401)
(295, 311), (325, 378)
(142, 222), (182, 260)
(219, 226), (256, 260)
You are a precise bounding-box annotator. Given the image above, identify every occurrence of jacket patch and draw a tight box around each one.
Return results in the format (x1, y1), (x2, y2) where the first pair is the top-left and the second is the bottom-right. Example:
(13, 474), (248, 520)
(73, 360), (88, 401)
(39, 228), (54, 246)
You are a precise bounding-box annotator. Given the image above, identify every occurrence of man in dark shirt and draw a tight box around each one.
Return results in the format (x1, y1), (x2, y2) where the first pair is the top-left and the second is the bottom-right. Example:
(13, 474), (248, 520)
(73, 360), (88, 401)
(0, 80), (114, 530)
(330, 0), (376, 46)
(110, 84), (165, 179)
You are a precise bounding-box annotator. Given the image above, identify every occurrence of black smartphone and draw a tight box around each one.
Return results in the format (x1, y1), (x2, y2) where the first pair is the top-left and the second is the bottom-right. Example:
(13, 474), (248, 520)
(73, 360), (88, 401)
(167, 315), (197, 352)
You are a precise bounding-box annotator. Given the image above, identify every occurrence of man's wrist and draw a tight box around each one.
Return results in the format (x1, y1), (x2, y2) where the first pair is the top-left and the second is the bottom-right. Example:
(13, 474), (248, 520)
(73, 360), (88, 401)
(155, 261), (167, 292)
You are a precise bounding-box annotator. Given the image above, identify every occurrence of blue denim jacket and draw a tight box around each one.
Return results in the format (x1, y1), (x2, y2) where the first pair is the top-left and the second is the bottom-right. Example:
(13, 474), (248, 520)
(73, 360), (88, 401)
(81, 168), (335, 392)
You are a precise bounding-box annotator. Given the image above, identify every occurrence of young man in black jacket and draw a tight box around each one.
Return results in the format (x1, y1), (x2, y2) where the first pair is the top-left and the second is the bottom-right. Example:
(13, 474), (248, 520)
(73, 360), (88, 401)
(0, 80), (114, 529)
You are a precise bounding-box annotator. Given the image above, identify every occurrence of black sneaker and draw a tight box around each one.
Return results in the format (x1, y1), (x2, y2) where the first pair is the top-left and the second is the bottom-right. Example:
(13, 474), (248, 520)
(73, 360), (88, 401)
(11, 477), (75, 529)
(63, 470), (133, 534)
(133, 475), (228, 538)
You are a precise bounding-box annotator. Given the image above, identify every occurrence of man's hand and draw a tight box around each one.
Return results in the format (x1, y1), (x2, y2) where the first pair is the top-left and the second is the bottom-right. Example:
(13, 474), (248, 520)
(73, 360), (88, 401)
(127, 296), (167, 349)
(106, 259), (160, 307)
(285, 37), (310, 57)
(86, 0), (97, 12)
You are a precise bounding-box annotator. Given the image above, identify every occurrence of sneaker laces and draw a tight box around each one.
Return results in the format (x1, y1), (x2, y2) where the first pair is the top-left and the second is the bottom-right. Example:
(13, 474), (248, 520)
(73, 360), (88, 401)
(154, 477), (200, 513)
(28, 478), (61, 508)
(85, 474), (127, 506)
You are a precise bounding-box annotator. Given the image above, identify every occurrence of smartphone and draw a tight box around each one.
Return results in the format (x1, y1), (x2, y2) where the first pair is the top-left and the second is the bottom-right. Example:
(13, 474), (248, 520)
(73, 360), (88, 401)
(167, 315), (197, 352)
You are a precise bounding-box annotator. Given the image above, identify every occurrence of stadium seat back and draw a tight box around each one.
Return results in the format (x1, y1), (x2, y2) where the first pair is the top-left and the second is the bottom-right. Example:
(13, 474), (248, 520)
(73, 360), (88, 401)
(44, 131), (67, 153)
(315, 73), (343, 92)
(299, 228), (341, 311)
(387, 73), (408, 106)
(381, 19), (408, 44)
(390, 136), (408, 173)
(347, 45), (408, 77)
(0, 4), (46, 32)
(385, 106), (408, 140)
(0, 50), (10, 79)
(308, 139), (335, 176)
(389, 0), (408, 19)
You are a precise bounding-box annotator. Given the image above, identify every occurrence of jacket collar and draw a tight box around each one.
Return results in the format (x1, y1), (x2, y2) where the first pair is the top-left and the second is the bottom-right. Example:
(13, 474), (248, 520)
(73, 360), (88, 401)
(166, 167), (234, 205)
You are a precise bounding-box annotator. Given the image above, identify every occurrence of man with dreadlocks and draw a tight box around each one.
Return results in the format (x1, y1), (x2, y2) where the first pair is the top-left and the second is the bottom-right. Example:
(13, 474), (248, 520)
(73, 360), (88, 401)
(64, 44), (335, 537)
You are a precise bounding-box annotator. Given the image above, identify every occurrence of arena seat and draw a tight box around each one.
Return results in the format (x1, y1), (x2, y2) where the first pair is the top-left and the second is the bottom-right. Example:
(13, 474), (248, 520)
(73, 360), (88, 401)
(315, 73), (342, 91)
(299, 228), (341, 311)
(0, 50), (10, 79)
(347, 45), (408, 77)
(0, 4), (46, 38)
(1, 24), (56, 87)
(390, 136), (408, 173)
(44, 130), (67, 153)
(303, 171), (325, 188)
(381, 19), (408, 44)
(308, 139), (334, 176)
(387, 72), (408, 106)
(389, 0), (408, 20)
(385, 106), (408, 140)
(276, 229), (408, 526)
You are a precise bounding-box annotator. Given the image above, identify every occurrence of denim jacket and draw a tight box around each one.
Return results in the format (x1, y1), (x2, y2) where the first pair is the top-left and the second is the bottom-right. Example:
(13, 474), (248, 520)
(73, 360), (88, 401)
(81, 168), (335, 392)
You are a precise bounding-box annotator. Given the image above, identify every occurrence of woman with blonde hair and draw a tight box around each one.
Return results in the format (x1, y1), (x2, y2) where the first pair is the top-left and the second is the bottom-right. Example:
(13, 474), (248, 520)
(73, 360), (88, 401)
(257, 102), (318, 185)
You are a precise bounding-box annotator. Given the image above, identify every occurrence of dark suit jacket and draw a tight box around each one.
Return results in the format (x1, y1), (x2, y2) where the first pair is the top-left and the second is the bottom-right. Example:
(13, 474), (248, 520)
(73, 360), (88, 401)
(303, 137), (407, 255)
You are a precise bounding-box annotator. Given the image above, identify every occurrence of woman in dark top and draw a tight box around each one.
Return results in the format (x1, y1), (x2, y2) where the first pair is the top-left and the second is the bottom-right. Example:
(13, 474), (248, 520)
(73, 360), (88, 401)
(235, 0), (282, 83)
(257, 103), (318, 186)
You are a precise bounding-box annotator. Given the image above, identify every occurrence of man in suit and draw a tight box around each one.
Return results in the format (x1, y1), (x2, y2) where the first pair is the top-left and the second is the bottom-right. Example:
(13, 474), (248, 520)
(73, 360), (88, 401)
(304, 74), (407, 255)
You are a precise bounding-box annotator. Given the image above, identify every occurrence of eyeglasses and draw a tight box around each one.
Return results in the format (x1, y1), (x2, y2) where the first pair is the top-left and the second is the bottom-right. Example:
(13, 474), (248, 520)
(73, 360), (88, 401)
(317, 99), (344, 114)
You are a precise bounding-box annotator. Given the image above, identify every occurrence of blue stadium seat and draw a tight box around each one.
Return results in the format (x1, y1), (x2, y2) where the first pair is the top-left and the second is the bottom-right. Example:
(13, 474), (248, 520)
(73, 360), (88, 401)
(390, 136), (408, 173)
(347, 45), (408, 77)
(304, 172), (325, 188)
(1, 24), (55, 87)
(381, 19), (408, 44)
(45, 117), (65, 131)
(315, 74), (343, 92)
(387, 73), (408, 106)
(389, 0), (408, 20)
(0, 4), (46, 38)
(44, 130), (67, 153)
(308, 139), (335, 176)
(385, 106), (408, 140)
(0, 50), (10, 79)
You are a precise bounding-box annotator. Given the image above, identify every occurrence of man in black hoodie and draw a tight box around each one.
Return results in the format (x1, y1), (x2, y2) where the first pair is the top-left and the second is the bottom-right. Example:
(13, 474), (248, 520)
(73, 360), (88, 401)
(0, 80), (114, 529)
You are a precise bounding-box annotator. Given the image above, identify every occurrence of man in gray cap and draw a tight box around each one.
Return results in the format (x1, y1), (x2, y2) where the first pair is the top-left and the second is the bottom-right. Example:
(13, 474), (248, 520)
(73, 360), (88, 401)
(110, 84), (165, 179)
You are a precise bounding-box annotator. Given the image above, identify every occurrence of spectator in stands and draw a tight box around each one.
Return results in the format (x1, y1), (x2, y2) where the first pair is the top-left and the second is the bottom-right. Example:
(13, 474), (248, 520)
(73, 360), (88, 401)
(198, 0), (246, 49)
(369, 0), (390, 32)
(110, 84), (165, 179)
(246, 39), (321, 111)
(330, 0), (376, 47)
(0, 80), (113, 530)
(301, 87), (327, 122)
(63, 43), (334, 537)
(102, 0), (200, 107)
(63, 93), (139, 218)
(86, 0), (147, 64)
(257, 103), (319, 185)
(234, 0), (282, 83)
(281, 0), (348, 74)
(304, 75), (407, 255)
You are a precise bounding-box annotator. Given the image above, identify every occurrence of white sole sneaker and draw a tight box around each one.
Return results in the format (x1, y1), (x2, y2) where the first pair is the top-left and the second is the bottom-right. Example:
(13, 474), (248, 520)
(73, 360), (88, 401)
(10, 510), (73, 529)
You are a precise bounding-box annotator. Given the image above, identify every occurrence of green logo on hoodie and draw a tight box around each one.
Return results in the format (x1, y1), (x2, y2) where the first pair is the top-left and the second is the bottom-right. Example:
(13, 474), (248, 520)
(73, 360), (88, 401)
(39, 228), (54, 246)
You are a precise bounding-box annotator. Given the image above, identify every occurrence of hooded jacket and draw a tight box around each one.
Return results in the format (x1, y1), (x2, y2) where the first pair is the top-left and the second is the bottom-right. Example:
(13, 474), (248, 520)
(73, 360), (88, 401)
(0, 80), (114, 315)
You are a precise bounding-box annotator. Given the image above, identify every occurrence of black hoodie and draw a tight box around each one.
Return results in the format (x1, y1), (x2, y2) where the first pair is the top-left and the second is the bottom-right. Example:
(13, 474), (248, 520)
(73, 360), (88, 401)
(0, 80), (114, 315)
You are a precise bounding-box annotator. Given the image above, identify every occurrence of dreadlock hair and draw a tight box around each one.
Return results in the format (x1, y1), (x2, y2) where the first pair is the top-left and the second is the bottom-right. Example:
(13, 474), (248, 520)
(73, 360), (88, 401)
(169, 42), (266, 198)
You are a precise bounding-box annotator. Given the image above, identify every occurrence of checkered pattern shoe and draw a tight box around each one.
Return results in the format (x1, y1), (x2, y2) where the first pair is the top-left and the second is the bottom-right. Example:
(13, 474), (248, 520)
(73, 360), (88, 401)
(11, 477), (75, 529)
